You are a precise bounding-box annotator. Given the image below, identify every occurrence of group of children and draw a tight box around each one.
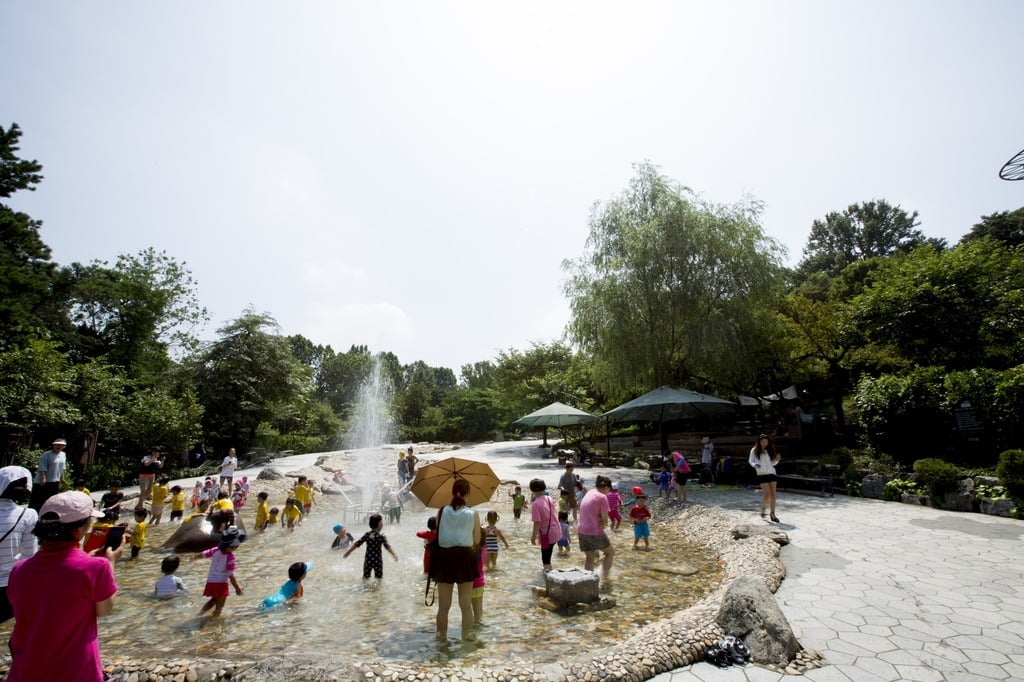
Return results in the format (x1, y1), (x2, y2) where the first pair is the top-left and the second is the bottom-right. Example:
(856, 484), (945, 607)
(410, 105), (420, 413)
(133, 471), (661, 623)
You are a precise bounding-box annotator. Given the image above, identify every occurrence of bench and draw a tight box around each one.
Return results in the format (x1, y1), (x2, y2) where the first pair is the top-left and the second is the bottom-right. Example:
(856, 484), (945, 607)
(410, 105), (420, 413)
(776, 474), (834, 497)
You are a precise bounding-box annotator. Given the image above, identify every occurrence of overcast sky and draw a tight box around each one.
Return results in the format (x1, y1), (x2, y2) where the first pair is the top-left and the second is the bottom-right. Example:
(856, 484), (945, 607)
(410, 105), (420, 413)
(4, 2), (1022, 375)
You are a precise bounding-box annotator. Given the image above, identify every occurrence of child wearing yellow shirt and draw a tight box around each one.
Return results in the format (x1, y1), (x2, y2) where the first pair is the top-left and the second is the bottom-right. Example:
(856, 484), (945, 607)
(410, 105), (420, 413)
(254, 491), (270, 531)
(169, 485), (186, 522)
(292, 477), (312, 515)
(149, 477), (170, 525)
(130, 508), (148, 559)
(281, 498), (303, 531)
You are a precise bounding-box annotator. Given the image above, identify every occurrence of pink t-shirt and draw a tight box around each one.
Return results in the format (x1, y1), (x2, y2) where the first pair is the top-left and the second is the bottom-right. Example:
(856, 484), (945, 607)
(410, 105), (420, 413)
(8, 545), (117, 682)
(577, 489), (610, 536)
(201, 547), (236, 583)
(530, 495), (562, 547)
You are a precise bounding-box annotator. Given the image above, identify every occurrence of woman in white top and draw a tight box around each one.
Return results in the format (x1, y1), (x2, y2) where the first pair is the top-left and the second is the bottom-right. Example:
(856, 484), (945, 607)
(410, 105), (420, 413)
(748, 433), (782, 523)
(430, 478), (481, 642)
(0, 466), (39, 622)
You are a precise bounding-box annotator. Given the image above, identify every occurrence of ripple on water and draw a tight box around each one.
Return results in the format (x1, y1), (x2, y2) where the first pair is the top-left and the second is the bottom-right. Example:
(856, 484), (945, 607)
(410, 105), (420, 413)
(0, 495), (723, 668)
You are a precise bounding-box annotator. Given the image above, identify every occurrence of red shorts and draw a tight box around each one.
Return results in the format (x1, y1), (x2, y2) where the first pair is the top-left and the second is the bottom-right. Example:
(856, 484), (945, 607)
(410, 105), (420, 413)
(203, 581), (230, 598)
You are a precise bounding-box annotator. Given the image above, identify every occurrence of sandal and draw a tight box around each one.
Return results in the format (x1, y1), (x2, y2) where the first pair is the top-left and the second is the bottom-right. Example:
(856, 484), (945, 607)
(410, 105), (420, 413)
(770, 514), (780, 523)
(760, 510), (766, 519)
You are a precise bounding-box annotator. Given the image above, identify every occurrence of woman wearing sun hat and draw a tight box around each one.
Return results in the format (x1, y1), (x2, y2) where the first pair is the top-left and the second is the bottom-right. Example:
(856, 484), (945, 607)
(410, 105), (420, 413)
(7, 490), (125, 682)
(0, 466), (38, 623)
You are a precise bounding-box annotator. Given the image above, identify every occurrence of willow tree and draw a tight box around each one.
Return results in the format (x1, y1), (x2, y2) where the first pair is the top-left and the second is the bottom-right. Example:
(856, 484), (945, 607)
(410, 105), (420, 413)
(563, 162), (785, 396)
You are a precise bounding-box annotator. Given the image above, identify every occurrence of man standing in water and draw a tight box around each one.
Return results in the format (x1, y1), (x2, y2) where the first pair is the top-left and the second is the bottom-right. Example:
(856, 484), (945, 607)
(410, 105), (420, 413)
(220, 448), (238, 491)
(33, 438), (68, 510)
(557, 462), (579, 522)
(577, 475), (615, 583)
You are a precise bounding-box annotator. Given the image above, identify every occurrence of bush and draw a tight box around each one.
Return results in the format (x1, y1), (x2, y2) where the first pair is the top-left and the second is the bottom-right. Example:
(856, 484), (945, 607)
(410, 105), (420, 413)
(913, 458), (961, 499)
(996, 449), (1024, 499)
(883, 477), (924, 501)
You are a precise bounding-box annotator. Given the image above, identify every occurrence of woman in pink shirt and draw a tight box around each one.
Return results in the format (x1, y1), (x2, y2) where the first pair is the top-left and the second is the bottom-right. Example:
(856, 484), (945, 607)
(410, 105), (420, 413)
(577, 475), (615, 581)
(7, 491), (125, 682)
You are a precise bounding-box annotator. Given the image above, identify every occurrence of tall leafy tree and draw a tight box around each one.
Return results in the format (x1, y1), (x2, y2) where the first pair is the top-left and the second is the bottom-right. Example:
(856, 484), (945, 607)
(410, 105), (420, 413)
(62, 248), (208, 380)
(0, 123), (55, 347)
(796, 199), (928, 282)
(564, 162), (784, 395)
(191, 309), (307, 452)
(852, 241), (1024, 371)
(959, 207), (1024, 248)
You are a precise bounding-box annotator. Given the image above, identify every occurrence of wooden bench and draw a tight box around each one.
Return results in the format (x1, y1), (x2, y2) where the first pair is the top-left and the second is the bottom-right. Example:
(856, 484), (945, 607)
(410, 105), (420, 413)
(776, 474), (835, 497)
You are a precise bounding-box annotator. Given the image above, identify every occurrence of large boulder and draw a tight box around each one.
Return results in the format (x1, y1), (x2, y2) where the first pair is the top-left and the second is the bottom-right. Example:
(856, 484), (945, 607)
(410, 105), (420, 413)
(732, 524), (790, 546)
(941, 478), (975, 512)
(861, 474), (891, 499)
(717, 575), (800, 666)
(257, 467), (284, 481)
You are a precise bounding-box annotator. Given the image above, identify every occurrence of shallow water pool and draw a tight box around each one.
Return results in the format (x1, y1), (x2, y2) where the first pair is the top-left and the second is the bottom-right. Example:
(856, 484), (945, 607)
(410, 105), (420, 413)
(3, 493), (723, 668)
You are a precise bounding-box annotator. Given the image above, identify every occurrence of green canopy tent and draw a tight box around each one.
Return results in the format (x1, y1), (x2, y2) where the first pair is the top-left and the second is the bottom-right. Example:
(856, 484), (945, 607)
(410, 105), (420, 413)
(602, 386), (736, 454)
(513, 401), (597, 447)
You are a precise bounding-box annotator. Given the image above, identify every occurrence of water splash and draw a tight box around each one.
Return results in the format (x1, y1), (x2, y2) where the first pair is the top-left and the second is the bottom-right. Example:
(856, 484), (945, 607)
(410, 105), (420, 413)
(345, 356), (394, 512)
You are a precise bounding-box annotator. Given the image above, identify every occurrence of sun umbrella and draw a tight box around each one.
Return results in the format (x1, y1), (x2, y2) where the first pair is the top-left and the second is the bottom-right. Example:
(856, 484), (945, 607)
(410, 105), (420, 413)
(603, 386), (736, 422)
(603, 386), (736, 453)
(513, 402), (597, 428)
(409, 456), (500, 508)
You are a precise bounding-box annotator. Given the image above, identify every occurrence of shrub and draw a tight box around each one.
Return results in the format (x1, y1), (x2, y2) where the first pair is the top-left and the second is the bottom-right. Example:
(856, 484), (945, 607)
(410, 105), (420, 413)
(995, 449), (1024, 499)
(883, 478), (924, 501)
(913, 458), (961, 499)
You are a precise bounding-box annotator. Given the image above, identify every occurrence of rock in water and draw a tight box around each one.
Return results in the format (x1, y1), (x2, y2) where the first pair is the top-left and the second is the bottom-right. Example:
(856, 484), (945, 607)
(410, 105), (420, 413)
(160, 516), (248, 554)
(646, 562), (699, 576)
(716, 575), (800, 666)
(257, 467), (284, 481)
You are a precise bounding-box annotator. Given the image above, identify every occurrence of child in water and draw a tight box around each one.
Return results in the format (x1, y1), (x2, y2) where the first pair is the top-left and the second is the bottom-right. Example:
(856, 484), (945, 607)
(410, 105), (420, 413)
(556, 511), (571, 556)
(510, 486), (526, 520)
(606, 482), (623, 531)
(260, 561), (310, 609)
(130, 508), (148, 559)
(254, 492), (270, 531)
(168, 485), (186, 523)
(415, 516), (437, 574)
(331, 524), (354, 550)
(192, 525), (245, 617)
(630, 494), (653, 550)
(343, 514), (398, 579)
(155, 555), (187, 599)
(482, 510), (509, 571)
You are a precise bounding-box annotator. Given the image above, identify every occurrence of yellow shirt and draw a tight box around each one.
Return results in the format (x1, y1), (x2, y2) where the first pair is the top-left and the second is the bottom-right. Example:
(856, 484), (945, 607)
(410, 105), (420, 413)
(75, 487), (91, 498)
(184, 512), (206, 523)
(282, 506), (302, 522)
(267, 509), (280, 524)
(212, 498), (234, 512)
(292, 484), (311, 506)
(254, 501), (269, 528)
(131, 520), (148, 548)
(170, 491), (186, 512)
(150, 484), (169, 506)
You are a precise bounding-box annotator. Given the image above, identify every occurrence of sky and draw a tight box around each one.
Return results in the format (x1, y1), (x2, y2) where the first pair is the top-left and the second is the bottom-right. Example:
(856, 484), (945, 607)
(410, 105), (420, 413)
(3, 2), (1023, 375)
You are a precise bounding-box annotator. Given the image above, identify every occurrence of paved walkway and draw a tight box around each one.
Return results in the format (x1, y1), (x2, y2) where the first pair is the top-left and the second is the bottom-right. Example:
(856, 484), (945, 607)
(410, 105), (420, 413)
(649, 486), (1024, 681)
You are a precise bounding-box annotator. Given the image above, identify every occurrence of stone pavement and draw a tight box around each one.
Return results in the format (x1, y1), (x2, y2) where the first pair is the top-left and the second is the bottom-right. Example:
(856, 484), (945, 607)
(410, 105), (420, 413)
(649, 486), (1024, 681)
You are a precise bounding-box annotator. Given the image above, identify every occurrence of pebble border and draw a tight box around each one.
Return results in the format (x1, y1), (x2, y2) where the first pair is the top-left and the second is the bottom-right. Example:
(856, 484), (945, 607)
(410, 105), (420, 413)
(0, 501), (824, 681)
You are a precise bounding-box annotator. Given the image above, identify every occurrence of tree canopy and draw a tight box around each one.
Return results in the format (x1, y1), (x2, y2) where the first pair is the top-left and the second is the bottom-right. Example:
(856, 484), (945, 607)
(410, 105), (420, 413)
(796, 200), (928, 282)
(564, 162), (785, 396)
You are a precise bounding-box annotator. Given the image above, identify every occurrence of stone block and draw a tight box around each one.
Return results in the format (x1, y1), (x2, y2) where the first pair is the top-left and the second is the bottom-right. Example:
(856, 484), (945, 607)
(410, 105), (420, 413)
(980, 498), (1016, 517)
(861, 474), (891, 499)
(545, 568), (599, 607)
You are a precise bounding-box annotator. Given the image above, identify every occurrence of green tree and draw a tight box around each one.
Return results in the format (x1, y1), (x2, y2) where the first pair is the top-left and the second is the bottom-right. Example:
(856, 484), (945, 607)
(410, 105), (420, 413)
(0, 123), (55, 347)
(852, 241), (1024, 370)
(191, 309), (307, 452)
(959, 207), (1024, 248)
(564, 162), (784, 395)
(0, 340), (80, 432)
(62, 248), (208, 380)
(796, 200), (928, 282)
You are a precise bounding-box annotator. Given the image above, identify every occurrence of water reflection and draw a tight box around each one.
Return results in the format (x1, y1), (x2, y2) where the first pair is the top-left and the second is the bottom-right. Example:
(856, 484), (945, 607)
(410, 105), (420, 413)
(0, 495), (722, 667)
